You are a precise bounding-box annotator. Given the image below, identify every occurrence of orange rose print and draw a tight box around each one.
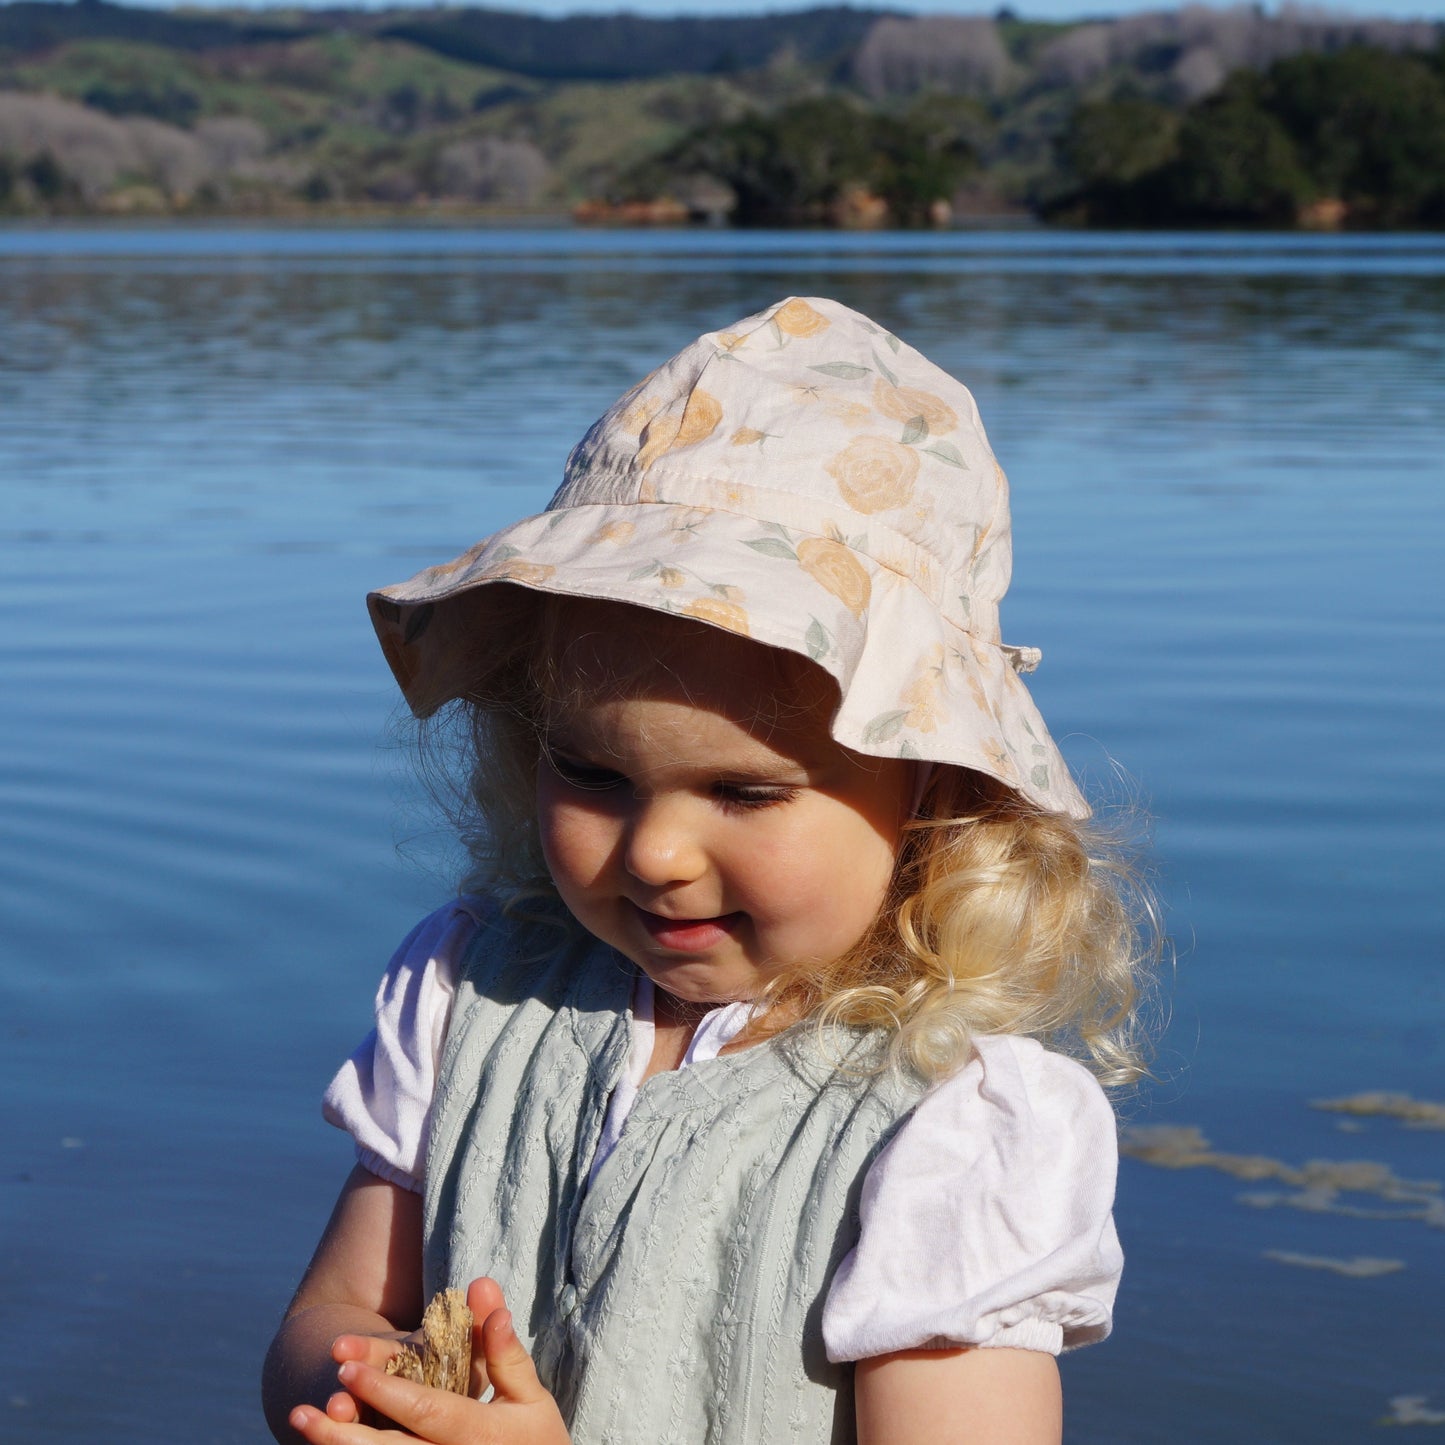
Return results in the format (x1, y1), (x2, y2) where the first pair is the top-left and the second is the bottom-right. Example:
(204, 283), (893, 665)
(824, 398), (873, 429)
(619, 394), (664, 436)
(676, 389), (723, 446)
(773, 298), (830, 338)
(901, 644), (946, 732)
(637, 415), (682, 471)
(637, 389), (722, 470)
(824, 436), (920, 514)
(983, 739), (1017, 778)
(796, 538), (871, 617)
(592, 521), (636, 545)
(682, 597), (750, 636)
(872, 379), (958, 435)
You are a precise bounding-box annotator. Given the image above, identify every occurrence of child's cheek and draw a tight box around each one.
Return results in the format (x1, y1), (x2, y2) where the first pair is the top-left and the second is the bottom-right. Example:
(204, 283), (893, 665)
(536, 791), (606, 892)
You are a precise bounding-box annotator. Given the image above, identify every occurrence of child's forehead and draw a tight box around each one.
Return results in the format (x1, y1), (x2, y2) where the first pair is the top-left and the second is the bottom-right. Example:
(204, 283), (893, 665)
(538, 602), (834, 734)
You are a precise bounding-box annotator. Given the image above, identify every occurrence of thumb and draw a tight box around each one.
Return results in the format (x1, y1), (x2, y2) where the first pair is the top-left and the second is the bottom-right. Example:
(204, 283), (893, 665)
(480, 1307), (549, 1405)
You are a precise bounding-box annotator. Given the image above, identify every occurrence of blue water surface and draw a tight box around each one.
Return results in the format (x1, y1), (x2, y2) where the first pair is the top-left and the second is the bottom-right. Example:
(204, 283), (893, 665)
(1, 227), (1442, 1442)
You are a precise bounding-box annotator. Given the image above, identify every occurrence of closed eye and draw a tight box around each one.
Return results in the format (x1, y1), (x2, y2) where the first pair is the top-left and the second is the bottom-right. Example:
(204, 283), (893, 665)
(544, 748), (627, 792)
(712, 781), (801, 812)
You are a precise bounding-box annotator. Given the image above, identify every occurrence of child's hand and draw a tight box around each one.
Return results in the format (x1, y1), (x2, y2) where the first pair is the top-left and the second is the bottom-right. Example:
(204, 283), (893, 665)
(289, 1279), (571, 1445)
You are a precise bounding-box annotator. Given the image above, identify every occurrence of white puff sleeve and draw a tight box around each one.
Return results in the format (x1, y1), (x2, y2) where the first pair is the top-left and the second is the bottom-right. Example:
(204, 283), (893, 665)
(320, 900), (479, 1191)
(822, 1034), (1123, 1360)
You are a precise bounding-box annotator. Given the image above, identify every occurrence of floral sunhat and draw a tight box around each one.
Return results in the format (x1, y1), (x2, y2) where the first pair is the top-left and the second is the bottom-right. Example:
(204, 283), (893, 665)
(368, 296), (1087, 818)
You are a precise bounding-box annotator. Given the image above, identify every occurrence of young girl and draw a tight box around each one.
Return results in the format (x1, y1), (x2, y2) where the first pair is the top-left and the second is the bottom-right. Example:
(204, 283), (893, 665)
(264, 296), (1152, 1445)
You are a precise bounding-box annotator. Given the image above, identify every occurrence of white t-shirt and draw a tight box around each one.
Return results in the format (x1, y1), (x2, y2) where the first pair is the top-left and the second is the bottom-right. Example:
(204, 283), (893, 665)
(324, 898), (1124, 1361)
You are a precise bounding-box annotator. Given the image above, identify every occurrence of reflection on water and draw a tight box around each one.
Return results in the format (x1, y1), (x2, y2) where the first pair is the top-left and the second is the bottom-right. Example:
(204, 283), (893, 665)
(2, 231), (1442, 1443)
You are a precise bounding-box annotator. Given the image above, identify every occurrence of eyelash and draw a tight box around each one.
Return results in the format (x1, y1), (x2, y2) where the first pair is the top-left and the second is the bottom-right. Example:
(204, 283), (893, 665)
(714, 783), (800, 813)
(543, 750), (799, 812)
(544, 751), (624, 792)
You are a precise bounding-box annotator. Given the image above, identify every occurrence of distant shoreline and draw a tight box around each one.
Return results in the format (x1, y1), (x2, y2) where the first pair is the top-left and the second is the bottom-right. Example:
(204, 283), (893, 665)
(3, 2), (1442, 231)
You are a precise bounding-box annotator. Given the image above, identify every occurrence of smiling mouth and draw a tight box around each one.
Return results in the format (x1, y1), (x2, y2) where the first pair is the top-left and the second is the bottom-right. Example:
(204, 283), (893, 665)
(632, 906), (743, 953)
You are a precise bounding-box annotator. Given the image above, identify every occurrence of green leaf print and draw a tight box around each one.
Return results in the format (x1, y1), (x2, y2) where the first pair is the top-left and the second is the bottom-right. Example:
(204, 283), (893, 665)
(924, 441), (967, 468)
(900, 416), (928, 447)
(1031, 765), (1050, 789)
(628, 562), (661, 581)
(805, 618), (833, 660)
(883, 332), (902, 354)
(872, 350), (900, 387)
(809, 362), (872, 379)
(862, 709), (909, 744)
(491, 544), (521, 562)
(899, 739), (922, 760)
(744, 538), (799, 561)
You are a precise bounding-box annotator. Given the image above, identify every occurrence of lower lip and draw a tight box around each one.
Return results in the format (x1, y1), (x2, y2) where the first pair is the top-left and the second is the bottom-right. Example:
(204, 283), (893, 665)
(634, 907), (742, 953)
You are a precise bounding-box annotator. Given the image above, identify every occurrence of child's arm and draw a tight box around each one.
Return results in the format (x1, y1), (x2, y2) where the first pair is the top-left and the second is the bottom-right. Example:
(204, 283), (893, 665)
(856, 1346), (1061, 1445)
(262, 1164), (426, 1442)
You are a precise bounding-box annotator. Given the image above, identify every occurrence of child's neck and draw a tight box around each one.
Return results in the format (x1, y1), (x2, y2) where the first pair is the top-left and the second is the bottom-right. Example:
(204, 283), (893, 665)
(643, 988), (712, 1080)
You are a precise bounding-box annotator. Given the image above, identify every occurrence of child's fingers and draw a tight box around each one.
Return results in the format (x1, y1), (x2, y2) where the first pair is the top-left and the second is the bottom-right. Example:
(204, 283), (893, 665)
(466, 1276), (507, 1327)
(334, 1359), (487, 1444)
(479, 1307), (550, 1406)
(331, 1332), (406, 1372)
(465, 1277), (507, 1397)
(324, 1390), (362, 1424)
(287, 1401), (380, 1444)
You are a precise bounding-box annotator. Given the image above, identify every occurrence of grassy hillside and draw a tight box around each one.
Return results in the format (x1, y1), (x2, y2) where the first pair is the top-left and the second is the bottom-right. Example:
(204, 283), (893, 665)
(1, 2), (1440, 225)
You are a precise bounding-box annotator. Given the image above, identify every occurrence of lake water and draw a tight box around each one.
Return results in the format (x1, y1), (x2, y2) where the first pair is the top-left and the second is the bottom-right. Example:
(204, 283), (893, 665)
(1, 227), (1441, 1442)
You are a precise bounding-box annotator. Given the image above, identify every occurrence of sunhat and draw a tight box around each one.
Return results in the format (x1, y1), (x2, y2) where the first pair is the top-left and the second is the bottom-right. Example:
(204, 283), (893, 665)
(367, 296), (1087, 818)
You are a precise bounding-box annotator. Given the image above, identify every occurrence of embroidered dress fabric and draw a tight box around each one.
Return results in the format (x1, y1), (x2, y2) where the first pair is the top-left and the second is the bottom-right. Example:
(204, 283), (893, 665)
(323, 901), (1123, 1360)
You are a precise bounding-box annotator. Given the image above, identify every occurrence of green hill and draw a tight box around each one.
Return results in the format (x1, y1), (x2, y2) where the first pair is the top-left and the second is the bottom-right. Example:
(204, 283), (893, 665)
(0, 1), (1440, 226)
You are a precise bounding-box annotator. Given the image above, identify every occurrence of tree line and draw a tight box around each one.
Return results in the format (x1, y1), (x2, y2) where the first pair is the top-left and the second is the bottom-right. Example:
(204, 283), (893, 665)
(1050, 45), (1445, 226)
(0, 2), (1441, 227)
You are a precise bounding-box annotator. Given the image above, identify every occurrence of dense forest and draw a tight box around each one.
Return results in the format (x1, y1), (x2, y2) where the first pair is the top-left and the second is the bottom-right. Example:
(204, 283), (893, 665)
(1, 1), (1441, 226)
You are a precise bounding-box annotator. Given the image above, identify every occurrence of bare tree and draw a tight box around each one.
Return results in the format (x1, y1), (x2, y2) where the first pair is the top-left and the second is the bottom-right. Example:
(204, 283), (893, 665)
(435, 137), (550, 203)
(1035, 5), (1440, 98)
(196, 116), (267, 173)
(126, 117), (207, 199)
(1036, 24), (1113, 86)
(1171, 46), (1229, 101)
(854, 17), (1014, 99)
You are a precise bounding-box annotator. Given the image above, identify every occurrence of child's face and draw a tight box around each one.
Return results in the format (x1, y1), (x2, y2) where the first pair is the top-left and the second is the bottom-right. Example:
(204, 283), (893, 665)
(535, 614), (912, 1009)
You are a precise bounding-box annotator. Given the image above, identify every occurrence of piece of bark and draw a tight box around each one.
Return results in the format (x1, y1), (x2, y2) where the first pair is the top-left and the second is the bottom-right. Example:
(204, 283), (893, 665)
(385, 1289), (473, 1395)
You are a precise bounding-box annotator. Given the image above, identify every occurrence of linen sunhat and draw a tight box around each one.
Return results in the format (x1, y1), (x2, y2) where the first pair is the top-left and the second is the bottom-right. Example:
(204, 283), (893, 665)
(368, 296), (1087, 818)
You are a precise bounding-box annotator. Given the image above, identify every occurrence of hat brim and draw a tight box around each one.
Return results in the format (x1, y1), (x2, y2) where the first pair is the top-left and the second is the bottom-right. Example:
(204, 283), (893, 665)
(368, 501), (1087, 819)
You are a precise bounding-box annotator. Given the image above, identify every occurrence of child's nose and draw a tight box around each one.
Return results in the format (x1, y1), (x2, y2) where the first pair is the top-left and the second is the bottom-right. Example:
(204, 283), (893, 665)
(622, 795), (706, 887)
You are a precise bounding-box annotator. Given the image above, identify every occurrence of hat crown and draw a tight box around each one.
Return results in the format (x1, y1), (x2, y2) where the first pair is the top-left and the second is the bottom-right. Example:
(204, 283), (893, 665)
(552, 297), (1012, 642)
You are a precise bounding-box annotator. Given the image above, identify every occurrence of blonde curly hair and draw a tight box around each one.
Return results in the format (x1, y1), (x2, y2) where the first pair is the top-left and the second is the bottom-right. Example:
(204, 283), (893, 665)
(420, 587), (1157, 1087)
